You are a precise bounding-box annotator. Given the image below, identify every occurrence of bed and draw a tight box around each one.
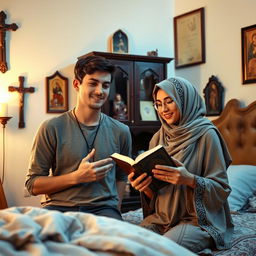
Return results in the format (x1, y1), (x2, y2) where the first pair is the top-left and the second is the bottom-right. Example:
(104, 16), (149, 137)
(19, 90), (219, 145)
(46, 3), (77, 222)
(0, 99), (255, 256)
(211, 99), (256, 255)
(123, 99), (256, 256)
(0, 206), (197, 256)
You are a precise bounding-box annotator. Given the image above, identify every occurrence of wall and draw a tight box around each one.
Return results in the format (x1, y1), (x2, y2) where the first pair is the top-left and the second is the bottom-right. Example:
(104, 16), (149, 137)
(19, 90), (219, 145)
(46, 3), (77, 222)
(174, 0), (256, 105)
(0, 0), (173, 207)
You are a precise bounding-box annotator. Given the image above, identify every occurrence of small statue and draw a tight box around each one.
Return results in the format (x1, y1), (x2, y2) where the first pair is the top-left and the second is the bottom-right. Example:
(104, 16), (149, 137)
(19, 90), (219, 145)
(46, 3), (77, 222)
(113, 93), (127, 120)
(147, 49), (158, 56)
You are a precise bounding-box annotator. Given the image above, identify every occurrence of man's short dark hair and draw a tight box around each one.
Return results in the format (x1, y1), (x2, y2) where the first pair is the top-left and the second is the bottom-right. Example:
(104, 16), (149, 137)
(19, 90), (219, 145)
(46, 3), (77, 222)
(74, 55), (116, 83)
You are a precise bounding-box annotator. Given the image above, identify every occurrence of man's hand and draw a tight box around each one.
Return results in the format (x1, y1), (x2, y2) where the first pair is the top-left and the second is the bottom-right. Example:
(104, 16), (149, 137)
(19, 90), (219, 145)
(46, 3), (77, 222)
(32, 149), (114, 196)
(73, 149), (113, 183)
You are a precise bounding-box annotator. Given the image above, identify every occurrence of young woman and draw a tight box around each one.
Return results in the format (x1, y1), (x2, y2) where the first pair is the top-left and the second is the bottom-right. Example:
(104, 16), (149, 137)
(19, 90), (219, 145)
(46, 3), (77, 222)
(128, 77), (233, 253)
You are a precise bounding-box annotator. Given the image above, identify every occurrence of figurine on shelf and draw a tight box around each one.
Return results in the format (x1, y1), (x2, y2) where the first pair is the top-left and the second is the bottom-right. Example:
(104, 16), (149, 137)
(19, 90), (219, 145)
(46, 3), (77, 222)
(147, 49), (158, 56)
(113, 93), (127, 120)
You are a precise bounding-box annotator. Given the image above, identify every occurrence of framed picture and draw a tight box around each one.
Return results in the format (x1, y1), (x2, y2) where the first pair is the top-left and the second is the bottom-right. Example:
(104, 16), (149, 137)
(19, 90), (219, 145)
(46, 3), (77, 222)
(46, 71), (68, 113)
(241, 24), (256, 84)
(140, 101), (158, 121)
(173, 8), (205, 68)
(111, 29), (128, 54)
(203, 75), (224, 116)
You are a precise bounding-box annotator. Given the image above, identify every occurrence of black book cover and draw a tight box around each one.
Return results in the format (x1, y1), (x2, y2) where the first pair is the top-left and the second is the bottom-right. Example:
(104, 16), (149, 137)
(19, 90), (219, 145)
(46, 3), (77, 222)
(133, 146), (175, 191)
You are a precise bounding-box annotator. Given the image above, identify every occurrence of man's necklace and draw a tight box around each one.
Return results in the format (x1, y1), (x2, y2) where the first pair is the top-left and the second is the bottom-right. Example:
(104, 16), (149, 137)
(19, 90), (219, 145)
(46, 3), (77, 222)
(73, 109), (102, 154)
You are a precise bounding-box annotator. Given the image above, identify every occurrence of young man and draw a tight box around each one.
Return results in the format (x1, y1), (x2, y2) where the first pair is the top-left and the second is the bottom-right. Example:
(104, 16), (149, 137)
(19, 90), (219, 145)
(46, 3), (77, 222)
(25, 55), (132, 220)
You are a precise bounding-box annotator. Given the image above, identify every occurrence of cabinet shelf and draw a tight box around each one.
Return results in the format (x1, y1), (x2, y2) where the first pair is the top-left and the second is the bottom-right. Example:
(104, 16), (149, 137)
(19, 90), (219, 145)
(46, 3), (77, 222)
(79, 51), (173, 64)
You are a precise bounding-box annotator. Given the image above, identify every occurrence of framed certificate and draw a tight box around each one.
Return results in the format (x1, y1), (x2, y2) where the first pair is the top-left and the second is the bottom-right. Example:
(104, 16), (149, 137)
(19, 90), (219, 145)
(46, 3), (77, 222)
(140, 101), (158, 121)
(174, 8), (205, 68)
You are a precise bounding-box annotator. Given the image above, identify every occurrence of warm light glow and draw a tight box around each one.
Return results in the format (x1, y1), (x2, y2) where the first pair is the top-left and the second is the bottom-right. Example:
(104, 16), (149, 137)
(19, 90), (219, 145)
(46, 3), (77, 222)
(0, 90), (11, 117)
(0, 90), (9, 103)
(0, 103), (8, 117)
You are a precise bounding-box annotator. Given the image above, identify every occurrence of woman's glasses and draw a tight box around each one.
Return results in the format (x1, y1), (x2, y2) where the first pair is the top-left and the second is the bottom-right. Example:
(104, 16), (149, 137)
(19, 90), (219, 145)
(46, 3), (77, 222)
(153, 98), (174, 111)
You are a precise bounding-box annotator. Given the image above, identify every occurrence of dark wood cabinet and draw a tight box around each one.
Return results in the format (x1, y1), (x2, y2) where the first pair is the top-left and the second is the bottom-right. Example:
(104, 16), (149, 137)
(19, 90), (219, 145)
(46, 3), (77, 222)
(78, 51), (173, 155)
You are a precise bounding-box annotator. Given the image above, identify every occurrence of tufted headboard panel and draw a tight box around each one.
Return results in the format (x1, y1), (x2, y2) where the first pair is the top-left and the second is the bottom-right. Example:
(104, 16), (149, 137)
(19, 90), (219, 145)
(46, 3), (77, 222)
(212, 99), (256, 165)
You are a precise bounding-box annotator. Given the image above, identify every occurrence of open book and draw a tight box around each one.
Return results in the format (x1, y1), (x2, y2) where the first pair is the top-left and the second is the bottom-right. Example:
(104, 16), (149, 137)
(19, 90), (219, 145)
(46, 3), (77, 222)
(111, 145), (176, 191)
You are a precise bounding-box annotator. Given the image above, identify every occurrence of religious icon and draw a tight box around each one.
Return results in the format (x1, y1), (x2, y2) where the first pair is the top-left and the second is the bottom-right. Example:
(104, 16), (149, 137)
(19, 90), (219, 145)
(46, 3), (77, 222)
(112, 93), (128, 120)
(242, 24), (256, 84)
(46, 71), (68, 113)
(111, 29), (128, 54)
(203, 75), (224, 116)
(247, 31), (256, 78)
(51, 80), (64, 107)
(209, 83), (218, 111)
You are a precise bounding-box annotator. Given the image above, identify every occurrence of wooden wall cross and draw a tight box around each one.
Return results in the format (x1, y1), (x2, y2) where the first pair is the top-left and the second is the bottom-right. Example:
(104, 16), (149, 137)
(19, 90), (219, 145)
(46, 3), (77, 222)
(0, 11), (18, 73)
(8, 76), (35, 128)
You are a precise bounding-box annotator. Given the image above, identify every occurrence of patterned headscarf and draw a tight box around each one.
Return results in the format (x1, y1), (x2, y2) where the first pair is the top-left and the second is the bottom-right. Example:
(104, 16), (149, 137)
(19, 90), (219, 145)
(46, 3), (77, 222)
(150, 77), (231, 166)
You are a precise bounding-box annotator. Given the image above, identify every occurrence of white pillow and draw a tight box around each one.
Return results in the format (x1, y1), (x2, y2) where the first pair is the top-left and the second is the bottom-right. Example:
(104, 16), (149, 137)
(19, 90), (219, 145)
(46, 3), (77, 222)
(227, 165), (256, 211)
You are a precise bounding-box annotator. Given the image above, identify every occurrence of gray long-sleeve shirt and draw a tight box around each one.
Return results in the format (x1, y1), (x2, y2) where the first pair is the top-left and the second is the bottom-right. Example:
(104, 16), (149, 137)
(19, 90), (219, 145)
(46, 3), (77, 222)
(25, 111), (132, 208)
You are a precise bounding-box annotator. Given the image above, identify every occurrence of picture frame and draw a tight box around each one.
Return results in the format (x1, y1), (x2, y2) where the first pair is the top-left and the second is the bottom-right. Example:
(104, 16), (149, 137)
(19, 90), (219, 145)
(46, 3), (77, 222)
(140, 101), (158, 121)
(46, 71), (68, 113)
(203, 75), (224, 116)
(173, 8), (205, 68)
(241, 24), (256, 84)
(111, 29), (128, 54)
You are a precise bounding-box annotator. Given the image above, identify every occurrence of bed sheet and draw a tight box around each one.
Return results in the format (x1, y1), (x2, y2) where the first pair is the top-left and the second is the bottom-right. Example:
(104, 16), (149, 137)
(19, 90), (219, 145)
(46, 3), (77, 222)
(0, 206), (196, 256)
(213, 211), (256, 256)
(123, 209), (256, 256)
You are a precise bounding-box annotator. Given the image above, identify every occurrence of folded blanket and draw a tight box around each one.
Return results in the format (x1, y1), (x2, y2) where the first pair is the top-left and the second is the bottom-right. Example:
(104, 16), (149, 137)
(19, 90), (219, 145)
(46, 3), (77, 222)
(0, 206), (195, 256)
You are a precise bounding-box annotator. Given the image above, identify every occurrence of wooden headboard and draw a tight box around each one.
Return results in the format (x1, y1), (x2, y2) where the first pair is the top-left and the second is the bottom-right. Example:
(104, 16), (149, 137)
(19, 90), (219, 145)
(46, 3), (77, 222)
(212, 99), (256, 166)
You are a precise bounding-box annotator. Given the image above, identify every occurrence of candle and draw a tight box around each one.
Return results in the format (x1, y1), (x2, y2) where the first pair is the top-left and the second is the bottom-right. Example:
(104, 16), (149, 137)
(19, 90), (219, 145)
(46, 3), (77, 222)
(0, 103), (8, 117)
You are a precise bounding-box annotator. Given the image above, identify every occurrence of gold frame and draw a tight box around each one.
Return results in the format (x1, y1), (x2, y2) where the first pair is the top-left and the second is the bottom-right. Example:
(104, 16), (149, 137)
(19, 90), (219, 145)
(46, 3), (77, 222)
(241, 24), (256, 84)
(111, 29), (128, 54)
(46, 71), (68, 113)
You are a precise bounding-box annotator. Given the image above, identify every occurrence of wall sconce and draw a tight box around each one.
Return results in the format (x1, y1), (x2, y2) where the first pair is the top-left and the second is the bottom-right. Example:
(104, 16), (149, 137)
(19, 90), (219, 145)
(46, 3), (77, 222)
(0, 102), (12, 209)
(0, 102), (12, 128)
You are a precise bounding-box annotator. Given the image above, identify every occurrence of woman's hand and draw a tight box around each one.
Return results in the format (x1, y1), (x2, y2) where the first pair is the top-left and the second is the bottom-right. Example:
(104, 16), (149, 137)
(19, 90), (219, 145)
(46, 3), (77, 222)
(128, 172), (153, 198)
(152, 158), (196, 188)
(128, 172), (152, 192)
